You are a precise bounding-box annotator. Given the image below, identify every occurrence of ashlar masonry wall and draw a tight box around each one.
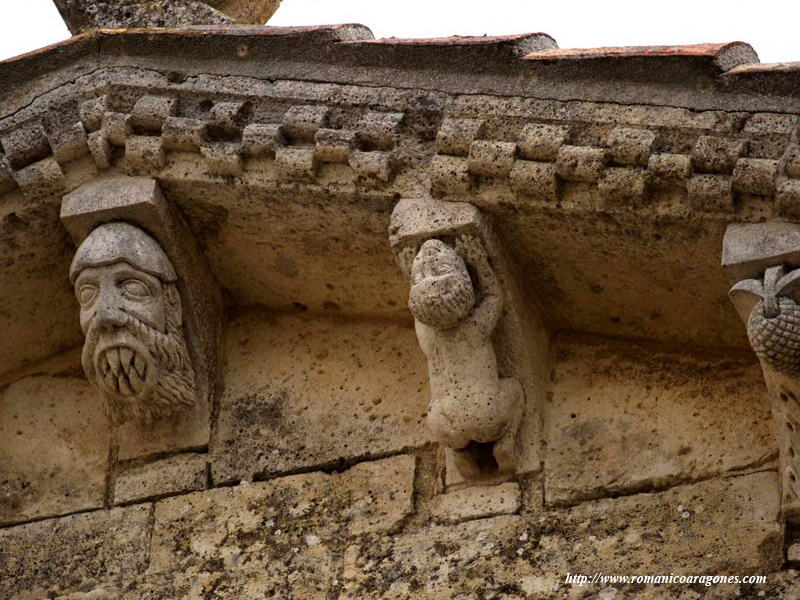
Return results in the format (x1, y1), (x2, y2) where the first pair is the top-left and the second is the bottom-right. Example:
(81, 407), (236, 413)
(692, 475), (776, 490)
(0, 310), (790, 599)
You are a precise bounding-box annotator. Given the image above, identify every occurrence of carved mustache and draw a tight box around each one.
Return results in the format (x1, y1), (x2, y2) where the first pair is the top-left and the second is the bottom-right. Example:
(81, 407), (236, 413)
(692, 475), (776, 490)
(97, 345), (148, 397)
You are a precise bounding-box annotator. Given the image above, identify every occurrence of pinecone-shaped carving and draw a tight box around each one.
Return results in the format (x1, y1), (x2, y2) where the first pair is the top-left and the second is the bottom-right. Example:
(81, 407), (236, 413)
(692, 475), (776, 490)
(748, 296), (800, 376)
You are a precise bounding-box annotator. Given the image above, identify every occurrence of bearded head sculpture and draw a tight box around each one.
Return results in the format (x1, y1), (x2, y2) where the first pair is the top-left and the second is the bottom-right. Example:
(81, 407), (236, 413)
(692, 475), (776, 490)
(408, 239), (476, 329)
(70, 222), (196, 425)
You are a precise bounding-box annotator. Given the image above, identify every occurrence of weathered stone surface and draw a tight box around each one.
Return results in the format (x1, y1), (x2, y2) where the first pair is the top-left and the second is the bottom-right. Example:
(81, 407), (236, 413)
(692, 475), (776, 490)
(142, 456), (413, 597)
(0, 372), (109, 525)
(52, 0), (282, 34)
(154, 455), (413, 562)
(0, 504), (151, 599)
(431, 482), (521, 523)
(342, 472), (781, 599)
(120, 548), (336, 599)
(210, 312), (430, 483)
(114, 453), (207, 505)
(545, 334), (774, 506)
(553, 472), (783, 574)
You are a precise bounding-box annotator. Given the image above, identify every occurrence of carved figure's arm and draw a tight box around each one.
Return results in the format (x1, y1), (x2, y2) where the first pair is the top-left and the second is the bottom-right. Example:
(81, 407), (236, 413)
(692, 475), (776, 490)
(396, 245), (418, 280)
(454, 235), (503, 336)
(414, 319), (434, 356)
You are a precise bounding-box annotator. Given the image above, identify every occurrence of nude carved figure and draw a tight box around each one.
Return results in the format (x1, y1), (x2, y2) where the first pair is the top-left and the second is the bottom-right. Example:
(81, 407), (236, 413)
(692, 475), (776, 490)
(399, 234), (523, 479)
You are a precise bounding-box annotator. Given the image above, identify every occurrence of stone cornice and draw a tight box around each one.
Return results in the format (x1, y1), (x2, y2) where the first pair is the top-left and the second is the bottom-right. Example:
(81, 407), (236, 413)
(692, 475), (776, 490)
(2, 26), (800, 112)
(1, 66), (799, 220)
(3, 26), (800, 377)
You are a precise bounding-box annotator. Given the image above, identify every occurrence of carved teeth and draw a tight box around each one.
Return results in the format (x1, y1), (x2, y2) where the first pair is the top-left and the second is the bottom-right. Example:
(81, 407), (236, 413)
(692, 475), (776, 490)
(120, 348), (133, 371)
(118, 373), (134, 396)
(129, 368), (144, 393)
(105, 370), (118, 393)
(134, 354), (146, 379)
(107, 348), (121, 376)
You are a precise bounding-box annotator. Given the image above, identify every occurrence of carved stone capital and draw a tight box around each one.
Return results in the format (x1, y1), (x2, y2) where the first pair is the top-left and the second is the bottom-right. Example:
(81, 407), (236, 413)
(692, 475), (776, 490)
(724, 222), (800, 523)
(61, 176), (222, 459)
(390, 198), (546, 486)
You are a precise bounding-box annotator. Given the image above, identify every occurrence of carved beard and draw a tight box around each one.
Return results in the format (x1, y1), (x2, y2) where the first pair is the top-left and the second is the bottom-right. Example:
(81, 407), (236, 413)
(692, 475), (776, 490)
(81, 284), (196, 426)
(409, 273), (476, 329)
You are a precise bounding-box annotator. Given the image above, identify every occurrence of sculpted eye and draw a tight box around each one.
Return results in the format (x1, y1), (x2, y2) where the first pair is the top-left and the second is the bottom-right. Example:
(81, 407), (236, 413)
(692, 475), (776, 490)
(121, 279), (151, 298)
(77, 284), (98, 305)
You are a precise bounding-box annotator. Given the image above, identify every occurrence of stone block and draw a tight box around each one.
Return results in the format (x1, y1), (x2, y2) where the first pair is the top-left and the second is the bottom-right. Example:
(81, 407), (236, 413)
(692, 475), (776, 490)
(281, 105), (329, 143)
(721, 221), (800, 282)
(431, 154), (470, 196)
(79, 96), (107, 133)
(435, 117), (485, 157)
(114, 546), (337, 599)
(518, 123), (569, 162)
(48, 122), (89, 164)
(648, 153), (692, 188)
(732, 157), (779, 195)
(598, 167), (648, 206)
(431, 482), (521, 523)
(784, 144), (800, 178)
(777, 179), (800, 220)
(131, 95), (178, 133)
(151, 455), (415, 573)
(13, 156), (65, 200)
(162, 116), (206, 151)
(545, 335), (775, 506)
(0, 158), (15, 194)
(315, 128), (356, 163)
(607, 127), (656, 166)
(339, 516), (527, 600)
(556, 145), (607, 182)
(276, 146), (316, 180)
(509, 159), (559, 200)
(357, 111), (404, 150)
(101, 112), (132, 147)
(744, 113), (799, 135)
(241, 123), (285, 157)
(0, 374), (109, 525)
(691, 135), (747, 174)
(687, 173), (734, 212)
(349, 150), (392, 182)
(0, 504), (151, 599)
(210, 313), (431, 484)
(207, 101), (249, 140)
(552, 472), (783, 574)
(114, 453), (207, 505)
(201, 142), (243, 176)
(789, 543), (800, 565)
(1, 123), (51, 170)
(125, 135), (166, 174)
(87, 130), (113, 169)
(467, 140), (517, 177)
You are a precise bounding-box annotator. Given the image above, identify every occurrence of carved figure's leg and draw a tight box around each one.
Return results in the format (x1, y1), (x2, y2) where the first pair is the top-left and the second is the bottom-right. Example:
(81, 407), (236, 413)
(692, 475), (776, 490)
(447, 379), (523, 480)
(493, 377), (524, 474)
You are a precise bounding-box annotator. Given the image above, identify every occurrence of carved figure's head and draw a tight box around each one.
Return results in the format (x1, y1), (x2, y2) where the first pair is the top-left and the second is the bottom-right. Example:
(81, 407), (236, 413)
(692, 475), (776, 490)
(408, 239), (476, 329)
(70, 222), (195, 425)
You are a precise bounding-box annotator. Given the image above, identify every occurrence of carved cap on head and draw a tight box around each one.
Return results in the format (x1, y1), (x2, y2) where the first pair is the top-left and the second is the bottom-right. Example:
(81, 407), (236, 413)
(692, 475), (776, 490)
(70, 222), (177, 285)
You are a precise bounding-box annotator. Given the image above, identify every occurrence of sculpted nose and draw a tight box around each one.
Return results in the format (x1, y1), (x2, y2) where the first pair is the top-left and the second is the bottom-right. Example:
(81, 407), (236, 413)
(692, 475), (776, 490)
(95, 307), (127, 331)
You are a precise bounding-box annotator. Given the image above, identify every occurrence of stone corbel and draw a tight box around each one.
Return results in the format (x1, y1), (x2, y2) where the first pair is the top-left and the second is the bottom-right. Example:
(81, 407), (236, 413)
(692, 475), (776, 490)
(723, 222), (800, 523)
(60, 176), (223, 459)
(389, 198), (547, 486)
